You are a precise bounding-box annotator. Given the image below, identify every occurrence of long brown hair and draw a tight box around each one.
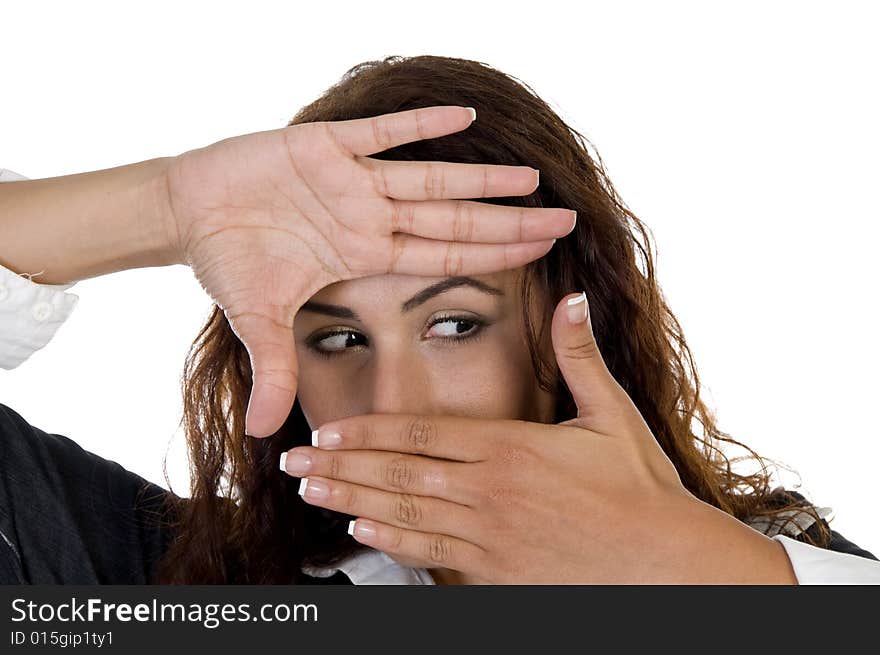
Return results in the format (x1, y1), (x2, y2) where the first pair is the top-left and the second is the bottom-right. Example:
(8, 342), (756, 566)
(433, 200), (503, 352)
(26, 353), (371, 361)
(152, 55), (830, 583)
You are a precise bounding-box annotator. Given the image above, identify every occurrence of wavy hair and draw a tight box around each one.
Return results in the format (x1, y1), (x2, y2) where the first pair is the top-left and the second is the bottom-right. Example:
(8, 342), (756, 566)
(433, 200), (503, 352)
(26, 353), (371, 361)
(152, 55), (830, 583)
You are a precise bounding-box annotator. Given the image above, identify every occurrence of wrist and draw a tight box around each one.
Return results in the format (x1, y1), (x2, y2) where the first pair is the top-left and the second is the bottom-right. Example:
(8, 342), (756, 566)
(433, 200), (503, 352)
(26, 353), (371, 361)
(143, 156), (184, 266)
(664, 497), (799, 584)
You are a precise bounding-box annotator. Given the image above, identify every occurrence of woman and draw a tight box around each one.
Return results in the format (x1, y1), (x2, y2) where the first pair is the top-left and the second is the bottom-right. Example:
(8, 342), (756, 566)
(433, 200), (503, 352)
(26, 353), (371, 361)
(1, 55), (877, 584)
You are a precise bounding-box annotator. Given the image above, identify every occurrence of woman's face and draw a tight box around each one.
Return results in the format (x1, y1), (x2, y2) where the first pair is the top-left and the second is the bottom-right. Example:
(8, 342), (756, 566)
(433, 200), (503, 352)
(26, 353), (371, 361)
(292, 267), (558, 431)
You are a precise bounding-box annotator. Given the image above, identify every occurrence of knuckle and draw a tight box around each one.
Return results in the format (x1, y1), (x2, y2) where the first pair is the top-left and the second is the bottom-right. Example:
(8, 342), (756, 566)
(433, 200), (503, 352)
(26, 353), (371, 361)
(423, 162), (433, 198)
(408, 204), (418, 233)
(562, 335), (601, 361)
(499, 442), (528, 466)
(386, 232), (406, 274)
(371, 116), (394, 151)
(337, 483), (357, 512)
(452, 201), (475, 242)
(423, 162), (446, 199)
(282, 123), (308, 160)
(326, 452), (342, 480)
(495, 438), (538, 469)
(424, 534), (453, 565)
(360, 418), (380, 450)
(318, 121), (334, 143)
(318, 122), (346, 158)
(383, 455), (417, 491)
(414, 107), (427, 142)
(389, 199), (401, 232)
(388, 526), (405, 552)
(501, 240), (511, 270)
(374, 165), (391, 198)
(387, 201), (416, 247)
(393, 494), (423, 526)
(444, 242), (464, 277)
(404, 416), (437, 454)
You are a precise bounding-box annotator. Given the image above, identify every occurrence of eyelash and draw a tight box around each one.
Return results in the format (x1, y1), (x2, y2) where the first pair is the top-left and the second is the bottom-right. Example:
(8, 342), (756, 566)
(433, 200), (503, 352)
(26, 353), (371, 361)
(306, 313), (488, 359)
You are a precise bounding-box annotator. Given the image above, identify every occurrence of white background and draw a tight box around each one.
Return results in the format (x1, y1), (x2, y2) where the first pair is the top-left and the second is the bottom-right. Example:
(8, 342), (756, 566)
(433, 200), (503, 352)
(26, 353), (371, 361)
(2, 1), (878, 555)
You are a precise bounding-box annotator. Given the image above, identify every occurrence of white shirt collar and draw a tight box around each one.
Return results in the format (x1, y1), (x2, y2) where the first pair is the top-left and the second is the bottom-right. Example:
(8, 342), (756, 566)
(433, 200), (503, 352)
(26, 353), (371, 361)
(302, 548), (436, 585)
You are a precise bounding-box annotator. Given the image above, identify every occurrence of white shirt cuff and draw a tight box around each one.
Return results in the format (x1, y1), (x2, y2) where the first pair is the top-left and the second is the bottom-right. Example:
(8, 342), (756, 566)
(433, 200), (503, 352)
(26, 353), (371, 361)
(0, 263), (79, 369)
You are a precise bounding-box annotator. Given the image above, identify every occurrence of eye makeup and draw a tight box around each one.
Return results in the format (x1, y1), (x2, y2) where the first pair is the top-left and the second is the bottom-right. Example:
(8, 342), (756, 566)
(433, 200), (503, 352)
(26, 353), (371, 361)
(305, 313), (490, 359)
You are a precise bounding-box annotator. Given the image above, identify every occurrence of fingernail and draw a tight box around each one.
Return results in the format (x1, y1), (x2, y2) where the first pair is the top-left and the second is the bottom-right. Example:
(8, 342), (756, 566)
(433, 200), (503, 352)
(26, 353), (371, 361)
(348, 519), (377, 540)
(281, 451), (311, 476)
(313, 428), (342, 448)
(466, 107), (476, 121)
(566, 291), (587, 324)
(298, 477), (329, 500)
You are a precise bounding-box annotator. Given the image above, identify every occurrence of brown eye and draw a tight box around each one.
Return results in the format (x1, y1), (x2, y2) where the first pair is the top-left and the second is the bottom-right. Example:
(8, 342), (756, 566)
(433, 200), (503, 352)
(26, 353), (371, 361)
(308, 329), (368, 358)
(425, 314), (487, 343)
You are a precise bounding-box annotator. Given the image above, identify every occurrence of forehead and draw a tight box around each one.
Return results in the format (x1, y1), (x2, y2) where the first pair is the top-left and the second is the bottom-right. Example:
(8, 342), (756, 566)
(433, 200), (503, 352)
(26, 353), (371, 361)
(306, 268), (525, 306)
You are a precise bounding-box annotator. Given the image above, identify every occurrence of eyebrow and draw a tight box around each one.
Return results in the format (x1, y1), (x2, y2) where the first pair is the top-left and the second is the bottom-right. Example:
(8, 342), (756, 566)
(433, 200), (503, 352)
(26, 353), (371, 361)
(299, 276), (505, 322)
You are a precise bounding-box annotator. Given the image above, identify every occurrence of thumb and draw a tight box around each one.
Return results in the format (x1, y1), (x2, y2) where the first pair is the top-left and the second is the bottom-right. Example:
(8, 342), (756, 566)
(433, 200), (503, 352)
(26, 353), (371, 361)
(227, 311), (299, 438)
(551, 291), (626, 431)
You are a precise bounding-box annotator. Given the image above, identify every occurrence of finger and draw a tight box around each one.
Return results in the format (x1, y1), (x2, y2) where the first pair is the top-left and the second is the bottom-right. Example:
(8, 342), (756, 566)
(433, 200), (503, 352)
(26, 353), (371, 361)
(325, 105), (477, 157)
(347, 517), (490, 577)
(297, 475), (481, 543)
(310, 413), (515, 462)
(280, 446), (482, 506)
(225, 309), (299, 438)
(550, 291), (634, 433)
(383, 234), (557, 277)
(365, 159), (540, 201)
(385, 197), (576, 243)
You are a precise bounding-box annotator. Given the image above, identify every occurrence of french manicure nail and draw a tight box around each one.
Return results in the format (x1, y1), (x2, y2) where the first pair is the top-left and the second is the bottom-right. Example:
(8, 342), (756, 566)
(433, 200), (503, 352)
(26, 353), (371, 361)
(314, 428), (342, 448)
(566, 291), (588, 324)
(348, 519), (377, 540)
(298, 477), (329, 499)
(282, 451), (311, 476)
